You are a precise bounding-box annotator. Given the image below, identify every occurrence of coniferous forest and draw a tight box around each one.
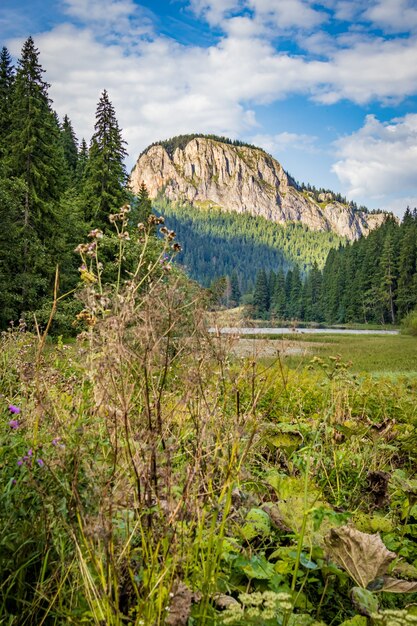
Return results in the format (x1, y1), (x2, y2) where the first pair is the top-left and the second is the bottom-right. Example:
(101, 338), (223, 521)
(0, 38), (152, 332)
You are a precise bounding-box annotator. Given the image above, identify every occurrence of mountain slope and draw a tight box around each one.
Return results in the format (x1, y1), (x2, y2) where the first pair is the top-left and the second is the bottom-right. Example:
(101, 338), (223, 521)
(130, 135), (385, 240)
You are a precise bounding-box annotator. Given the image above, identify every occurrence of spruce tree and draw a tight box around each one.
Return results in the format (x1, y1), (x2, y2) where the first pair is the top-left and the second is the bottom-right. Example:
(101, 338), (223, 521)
(6, 37), (67, 316)
(136, 181), (152, 224)
(83, 90), (128, 228)
(0, 46), (14, 160)
(230, 270), (241, 306)
(253, 269), (269, 318)
(9, 36), (65, 230)
(61, 114), (78, 181)
(271, 269), (286, 319)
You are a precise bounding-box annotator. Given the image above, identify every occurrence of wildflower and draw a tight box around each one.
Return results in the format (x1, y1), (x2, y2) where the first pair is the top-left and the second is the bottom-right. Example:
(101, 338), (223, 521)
(37, 459), (44, 467)
(74, 243), (89, 254)
(172, 242), (182, 252)
(17, 459), (23, 466)
(137, 222), (145, 230)
(8, 419), (20, 429)
(118, 231), (130, 240)
(8, 405), (21, 414)
(88, 228), (104, 239)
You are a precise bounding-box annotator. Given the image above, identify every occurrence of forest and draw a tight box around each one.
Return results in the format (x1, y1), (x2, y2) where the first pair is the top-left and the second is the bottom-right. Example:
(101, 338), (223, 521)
(249, 212), (417, 325)
(0, 37), (152, 333)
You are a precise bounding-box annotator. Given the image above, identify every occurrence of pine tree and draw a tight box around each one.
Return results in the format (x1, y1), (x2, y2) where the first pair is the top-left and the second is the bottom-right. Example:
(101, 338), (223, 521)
(61, 114), (78, 181)
(230, 270), (241, 306)
(83, 90), (128, 228)
(397, 220), (417, 318)
(379, 228), (398, 324)
(0, 46), (14, 160)
(9, 36), (65, 231)
(76, 138), (88, 188)
(271, 269), (286, 319)
(253, 269), (269, 318)
(136, 181), (152, 224)
(6, 37), (67, 316)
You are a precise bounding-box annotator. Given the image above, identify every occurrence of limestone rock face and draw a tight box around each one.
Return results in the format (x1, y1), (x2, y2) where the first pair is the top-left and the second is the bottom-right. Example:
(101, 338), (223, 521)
(130, 137), (386, 240)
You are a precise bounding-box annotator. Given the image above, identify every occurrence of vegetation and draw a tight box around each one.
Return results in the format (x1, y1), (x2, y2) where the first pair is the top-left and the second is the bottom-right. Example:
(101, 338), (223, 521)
(2, 232), (417, 622)
(156, 199), (343, 295)
(249, 212), (417, 326)
(0, 38), (135, 332)
(138, 133), (266, 160)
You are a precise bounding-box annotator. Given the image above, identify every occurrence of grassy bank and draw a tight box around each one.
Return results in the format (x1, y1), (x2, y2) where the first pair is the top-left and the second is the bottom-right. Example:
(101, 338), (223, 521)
(251, 333), (417, 375)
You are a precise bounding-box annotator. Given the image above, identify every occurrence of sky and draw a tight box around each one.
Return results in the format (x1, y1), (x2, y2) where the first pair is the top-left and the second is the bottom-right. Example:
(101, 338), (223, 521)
(2, 0), (417, 216)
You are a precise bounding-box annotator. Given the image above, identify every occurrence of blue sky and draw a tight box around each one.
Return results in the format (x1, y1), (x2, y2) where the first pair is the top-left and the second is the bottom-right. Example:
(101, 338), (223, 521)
(2, 0), (417, 215)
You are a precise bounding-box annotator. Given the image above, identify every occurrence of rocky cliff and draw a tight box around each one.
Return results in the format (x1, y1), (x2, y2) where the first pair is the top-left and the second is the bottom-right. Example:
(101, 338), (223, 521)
(130, 136), (386, 240)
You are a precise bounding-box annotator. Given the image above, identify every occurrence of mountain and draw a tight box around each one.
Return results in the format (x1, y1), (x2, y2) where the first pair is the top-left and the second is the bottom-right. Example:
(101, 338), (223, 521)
(130, 135), (386, 241)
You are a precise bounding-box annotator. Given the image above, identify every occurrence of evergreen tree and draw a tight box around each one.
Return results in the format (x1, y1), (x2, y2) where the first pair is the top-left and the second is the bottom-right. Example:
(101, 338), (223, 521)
(379, 229), (398, 324)
(136, 181), (152, 224)
(271, 269), (286, 319)
(230, 270), (241, 306)
(6, 37), (67, 316)
(61, 114), (78, 180)
(76, 138), (88, 189)
(83, 90), (128, 228)
(9, 36), (65, 231)
(0, 46), (14, 159)
(253, 269), (269, 318)
(397, 221), (417, 317)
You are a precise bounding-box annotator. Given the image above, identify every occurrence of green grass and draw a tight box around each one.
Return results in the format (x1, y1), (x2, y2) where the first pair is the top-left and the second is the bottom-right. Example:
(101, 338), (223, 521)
(264, 333), (417, 375)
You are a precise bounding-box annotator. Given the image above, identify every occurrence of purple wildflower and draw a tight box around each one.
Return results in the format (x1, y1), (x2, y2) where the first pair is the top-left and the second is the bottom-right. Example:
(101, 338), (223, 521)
(52, 437), (61, 446)
(27, 448), (33, 457)
(8, 405), (21, 414)
(8, 419), (20, 430)
(36, 459), (44, 467)
(17, 459), (23, 466)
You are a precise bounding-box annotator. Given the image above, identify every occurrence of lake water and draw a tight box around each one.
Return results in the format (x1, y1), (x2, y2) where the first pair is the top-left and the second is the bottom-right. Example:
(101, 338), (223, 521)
(209, 327), (399, 335)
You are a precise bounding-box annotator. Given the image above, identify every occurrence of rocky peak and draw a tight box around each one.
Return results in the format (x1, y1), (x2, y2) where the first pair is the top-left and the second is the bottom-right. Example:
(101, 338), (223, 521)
(130, 136), (386, 240)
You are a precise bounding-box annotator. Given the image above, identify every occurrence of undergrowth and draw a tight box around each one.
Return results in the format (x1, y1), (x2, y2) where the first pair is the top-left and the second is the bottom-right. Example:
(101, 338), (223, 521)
(1, 210), (417, 625)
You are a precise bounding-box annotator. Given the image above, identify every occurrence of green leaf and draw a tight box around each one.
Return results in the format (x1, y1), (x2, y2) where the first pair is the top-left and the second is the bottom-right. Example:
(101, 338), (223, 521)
(339, 616), (367, 626)
(236, 555), (275, 580)
(241, 507), (271, 541)
(350, 587), (379, 616)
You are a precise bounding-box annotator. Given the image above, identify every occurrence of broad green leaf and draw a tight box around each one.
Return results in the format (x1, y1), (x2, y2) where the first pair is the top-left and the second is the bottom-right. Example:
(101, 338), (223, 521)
(237, 555), (275, 580)
(350, 587), (379, 616)
(241, 507), (271, 541)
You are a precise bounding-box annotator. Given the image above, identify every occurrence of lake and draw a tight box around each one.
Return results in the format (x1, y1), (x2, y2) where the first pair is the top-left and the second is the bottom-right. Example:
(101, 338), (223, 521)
(209, 327), (399, 335)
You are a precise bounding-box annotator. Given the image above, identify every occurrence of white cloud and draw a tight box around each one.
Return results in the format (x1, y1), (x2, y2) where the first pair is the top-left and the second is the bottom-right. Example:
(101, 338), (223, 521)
(313, 37), (417, 104)
(246, 0), (325, 30)
(365, 0), (417, 33)
(251, 131), (319, 154)
(187, 0), (242, 25)
(332, 114), (417, 214)
(61, 0), (154, 45)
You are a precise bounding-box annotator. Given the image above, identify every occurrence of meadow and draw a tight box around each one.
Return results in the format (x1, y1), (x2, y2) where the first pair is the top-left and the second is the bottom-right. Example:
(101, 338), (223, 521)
(1, 228), (417, 625)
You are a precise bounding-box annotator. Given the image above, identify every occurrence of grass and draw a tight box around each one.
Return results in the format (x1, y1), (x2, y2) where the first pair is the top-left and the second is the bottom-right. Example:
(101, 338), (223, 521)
(254, 333), (417, 375)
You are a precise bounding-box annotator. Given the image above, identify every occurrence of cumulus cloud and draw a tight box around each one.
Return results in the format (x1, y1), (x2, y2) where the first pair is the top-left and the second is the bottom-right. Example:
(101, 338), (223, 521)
(332, 114), (417, 213)
(365, 0), (417, 33)
(251, 131), (319, 154)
